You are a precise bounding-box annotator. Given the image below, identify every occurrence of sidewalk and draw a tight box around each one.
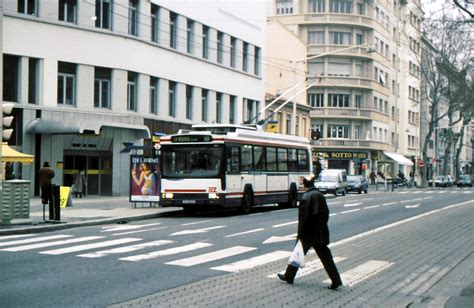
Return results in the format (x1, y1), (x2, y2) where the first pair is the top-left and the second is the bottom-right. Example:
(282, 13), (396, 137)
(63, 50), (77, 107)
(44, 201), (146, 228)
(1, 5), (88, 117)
(0, 196), (181, 235)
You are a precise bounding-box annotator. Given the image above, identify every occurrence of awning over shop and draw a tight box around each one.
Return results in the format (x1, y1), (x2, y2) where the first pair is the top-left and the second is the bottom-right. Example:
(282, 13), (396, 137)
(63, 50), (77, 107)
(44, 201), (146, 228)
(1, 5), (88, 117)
(1, 143), (34, 164)
(26, 119), (150, 139)
(383, 152), (414, 166)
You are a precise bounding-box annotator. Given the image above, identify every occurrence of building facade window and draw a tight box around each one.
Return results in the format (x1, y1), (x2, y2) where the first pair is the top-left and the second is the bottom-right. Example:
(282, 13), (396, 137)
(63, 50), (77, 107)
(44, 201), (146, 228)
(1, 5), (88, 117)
(187, 19), (194, 54)
(330, 32), (351, 45)
(28, 58), (39, 104)
(186, 85), (193, 120)
(168, 81), (176, 117)
(276, 0), (293, 15)
(169, 12), (177, 49)
(328, 94), (350, 107)
(308, 93), (324, 107)
(230, 37), (237, 68)
(229, 95), (236, 124)
(217, 32), (224, 64)
(202, 26), (209, 59)
(18, 0), (37, 15)
(59, 0), (77, 23)
(308, 31), (325, 44)
(3, 55), (20, 102)
(58, 62), (76, 106)
(254, 47), (261, 76)
(201, 89), (208, 122)
(308, 0), (325, 12)
(216, 92), (222, 123)
(242, 42), (249, 72)
(246, 98), (254, 122)
(330, 0), (352, 13)
(328, 125), (349, 138)
(96, 0), (112, 30)
(94, 67), (111, 109)
(150, 77), (158, 114)
(127, 72), (138, 112)
(129, 0), (138, 36)
(151, 4), (159, 43)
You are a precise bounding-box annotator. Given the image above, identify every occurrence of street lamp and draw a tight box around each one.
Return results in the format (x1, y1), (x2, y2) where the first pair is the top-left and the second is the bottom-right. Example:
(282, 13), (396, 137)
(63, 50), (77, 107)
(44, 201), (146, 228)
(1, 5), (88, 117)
(289, 42), (375, 135)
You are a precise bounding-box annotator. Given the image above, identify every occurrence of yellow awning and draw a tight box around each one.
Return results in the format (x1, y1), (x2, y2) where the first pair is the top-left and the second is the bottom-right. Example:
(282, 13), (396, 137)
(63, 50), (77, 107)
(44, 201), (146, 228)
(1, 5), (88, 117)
(1, 143), (34, 164)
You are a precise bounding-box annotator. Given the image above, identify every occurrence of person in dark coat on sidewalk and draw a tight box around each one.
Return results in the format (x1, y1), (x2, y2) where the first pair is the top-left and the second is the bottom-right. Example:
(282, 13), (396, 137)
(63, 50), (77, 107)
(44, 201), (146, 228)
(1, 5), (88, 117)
(38, 161), (55, 205)
(277, 175), (342, 290)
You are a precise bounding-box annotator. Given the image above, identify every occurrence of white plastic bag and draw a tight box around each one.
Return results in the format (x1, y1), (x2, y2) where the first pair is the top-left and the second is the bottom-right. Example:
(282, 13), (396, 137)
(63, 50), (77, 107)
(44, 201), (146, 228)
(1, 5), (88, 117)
(288, 240), (305, 268)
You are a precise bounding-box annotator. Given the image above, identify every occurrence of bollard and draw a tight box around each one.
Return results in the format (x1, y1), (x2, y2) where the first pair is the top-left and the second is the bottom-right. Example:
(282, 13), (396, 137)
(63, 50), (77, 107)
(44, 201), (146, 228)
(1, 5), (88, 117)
(49, 185), (61, 221)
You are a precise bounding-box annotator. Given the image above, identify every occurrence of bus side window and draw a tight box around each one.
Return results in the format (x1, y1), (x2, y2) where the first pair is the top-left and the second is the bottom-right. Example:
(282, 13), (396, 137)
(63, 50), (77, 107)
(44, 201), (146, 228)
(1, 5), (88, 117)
(288, 148), (298, 172)
(226, 146), (240, 173)
(254, 145), (266, 171)
(297, 149), (309, 171)
(277, 148), (288, 172)
(266, 147), (277, 171)
(241, 144), (253, 171)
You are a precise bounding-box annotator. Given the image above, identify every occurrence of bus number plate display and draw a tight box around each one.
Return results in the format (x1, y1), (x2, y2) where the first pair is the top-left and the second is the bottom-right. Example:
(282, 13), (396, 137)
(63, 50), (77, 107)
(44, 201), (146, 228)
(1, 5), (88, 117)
(183, 200), (196, 204)
(171, 135), (212, 143)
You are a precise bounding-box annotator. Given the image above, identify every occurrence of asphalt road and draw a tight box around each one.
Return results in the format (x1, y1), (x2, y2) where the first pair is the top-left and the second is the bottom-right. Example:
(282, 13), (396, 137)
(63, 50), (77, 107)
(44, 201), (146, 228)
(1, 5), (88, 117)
(0, 187), (472, 307)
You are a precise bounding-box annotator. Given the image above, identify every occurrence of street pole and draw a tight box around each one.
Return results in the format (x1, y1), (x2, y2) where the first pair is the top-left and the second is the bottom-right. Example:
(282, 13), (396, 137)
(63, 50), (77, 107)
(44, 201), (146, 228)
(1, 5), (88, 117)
(291, 60), (297, 135)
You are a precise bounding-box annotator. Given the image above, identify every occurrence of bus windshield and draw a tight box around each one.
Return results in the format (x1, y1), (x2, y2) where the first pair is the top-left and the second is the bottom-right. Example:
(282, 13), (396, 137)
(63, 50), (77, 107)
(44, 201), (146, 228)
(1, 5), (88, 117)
(161, 145), (223, 178)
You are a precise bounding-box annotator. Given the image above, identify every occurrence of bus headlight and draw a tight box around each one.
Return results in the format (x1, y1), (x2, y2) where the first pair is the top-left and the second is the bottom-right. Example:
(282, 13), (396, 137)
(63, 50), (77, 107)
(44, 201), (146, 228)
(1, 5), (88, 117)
(162, 192), (174, 199)
(208, 193), (218, 199)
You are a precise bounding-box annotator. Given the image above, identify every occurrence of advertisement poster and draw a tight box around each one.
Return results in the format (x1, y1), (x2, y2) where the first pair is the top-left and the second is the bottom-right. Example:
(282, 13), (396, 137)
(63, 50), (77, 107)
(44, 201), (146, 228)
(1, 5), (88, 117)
(130, 155), (160, 202)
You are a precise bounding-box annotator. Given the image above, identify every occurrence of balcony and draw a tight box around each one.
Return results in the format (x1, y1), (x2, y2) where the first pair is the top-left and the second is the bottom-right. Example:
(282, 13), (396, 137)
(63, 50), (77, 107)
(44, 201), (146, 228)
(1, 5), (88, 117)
(310, 107), (390, 122)
(307, 76), (390, 96)
(307, 45), (373, 59)
(312, 139), (390, 151)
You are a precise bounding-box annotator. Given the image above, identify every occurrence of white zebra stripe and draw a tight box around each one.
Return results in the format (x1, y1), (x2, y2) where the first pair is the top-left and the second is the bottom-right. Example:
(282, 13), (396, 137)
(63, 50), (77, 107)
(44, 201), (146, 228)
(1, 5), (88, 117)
(40, 238), (142, 255)
(119, 242), (212, 262)
(1, 236), (104, 252)
(166, 246), (256, 267)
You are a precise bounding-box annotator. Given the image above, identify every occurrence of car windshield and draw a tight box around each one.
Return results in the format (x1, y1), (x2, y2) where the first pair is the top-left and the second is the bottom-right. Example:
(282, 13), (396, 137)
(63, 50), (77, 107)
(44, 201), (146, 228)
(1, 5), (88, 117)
(347, 176), (361, 183)
(318, 175), (338, 182)
(161, 145), (223, 178)
(435, 176), (444, 181)
(460, 175), (470, 181)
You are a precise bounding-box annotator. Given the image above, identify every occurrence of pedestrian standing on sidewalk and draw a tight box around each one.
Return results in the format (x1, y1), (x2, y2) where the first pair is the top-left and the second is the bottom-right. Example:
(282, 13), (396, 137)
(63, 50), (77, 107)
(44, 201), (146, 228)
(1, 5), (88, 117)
(38, 161), (55, 205)
(277, 175), (342, 290)
(370, 170), (376, 185)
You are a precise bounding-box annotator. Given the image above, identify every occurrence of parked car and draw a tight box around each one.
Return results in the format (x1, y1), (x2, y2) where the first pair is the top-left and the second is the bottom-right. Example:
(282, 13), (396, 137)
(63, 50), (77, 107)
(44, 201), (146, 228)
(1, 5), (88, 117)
(347, 175), (368, 194)
(444, 175), (454, 187)
(315, 169), (348, 196)
(429, 175), (451, 187)
(457, 175), (473, 187)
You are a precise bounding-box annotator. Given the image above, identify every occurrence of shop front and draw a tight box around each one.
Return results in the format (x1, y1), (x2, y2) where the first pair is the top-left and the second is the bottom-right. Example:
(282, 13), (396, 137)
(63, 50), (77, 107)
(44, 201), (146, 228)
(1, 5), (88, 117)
(317, 151), (369, 176)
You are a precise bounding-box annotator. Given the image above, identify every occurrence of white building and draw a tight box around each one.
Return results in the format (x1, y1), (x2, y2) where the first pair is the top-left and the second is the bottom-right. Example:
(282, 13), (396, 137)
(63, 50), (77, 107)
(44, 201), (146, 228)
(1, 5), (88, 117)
(2, 0), (266, 196)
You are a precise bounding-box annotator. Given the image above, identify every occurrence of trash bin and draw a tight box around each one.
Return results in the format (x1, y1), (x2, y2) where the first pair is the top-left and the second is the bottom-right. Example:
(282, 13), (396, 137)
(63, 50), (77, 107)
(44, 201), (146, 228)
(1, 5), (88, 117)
(0, 180), (32, 225)
(49, 184), (61, 221)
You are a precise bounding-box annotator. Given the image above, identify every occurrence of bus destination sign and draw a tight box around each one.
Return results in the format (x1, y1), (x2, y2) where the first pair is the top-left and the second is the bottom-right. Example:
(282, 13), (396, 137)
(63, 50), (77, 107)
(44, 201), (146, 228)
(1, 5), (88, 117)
(171, 135), (212, 143)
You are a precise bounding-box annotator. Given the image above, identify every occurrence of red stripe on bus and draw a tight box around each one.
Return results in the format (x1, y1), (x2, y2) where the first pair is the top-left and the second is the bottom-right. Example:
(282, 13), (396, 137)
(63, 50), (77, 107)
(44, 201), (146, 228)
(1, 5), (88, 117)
(164, 189), (207, 193)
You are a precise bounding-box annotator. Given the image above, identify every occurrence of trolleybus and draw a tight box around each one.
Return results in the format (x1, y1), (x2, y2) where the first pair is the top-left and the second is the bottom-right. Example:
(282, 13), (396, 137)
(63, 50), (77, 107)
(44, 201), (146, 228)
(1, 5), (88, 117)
(159, 124), (313, 213)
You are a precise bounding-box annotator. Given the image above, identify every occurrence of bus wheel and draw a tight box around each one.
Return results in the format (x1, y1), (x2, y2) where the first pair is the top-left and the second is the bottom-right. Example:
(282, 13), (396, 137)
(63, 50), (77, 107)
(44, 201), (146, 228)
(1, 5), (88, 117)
(240, 187), (254, 214)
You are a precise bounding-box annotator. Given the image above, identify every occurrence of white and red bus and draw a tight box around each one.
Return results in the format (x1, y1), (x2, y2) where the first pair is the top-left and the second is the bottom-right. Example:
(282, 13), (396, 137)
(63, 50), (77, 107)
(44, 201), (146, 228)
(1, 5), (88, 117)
(159, 124), (313, 213)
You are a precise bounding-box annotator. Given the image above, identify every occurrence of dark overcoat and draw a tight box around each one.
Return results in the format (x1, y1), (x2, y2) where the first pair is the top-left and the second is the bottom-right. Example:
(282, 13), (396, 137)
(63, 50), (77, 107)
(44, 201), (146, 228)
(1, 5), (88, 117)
(297, 187), (330, 246)
(38, 167), (55, 186)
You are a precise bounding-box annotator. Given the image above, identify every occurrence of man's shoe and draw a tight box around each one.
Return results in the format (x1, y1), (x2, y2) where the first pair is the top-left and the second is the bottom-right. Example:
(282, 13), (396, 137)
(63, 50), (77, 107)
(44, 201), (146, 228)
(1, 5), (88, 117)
(277, 273), (293, 284)
(327, 281), (342, 290)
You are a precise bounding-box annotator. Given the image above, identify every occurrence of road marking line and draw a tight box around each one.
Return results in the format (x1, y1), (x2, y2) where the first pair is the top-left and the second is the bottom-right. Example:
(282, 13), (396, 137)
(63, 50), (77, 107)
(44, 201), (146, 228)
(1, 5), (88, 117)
(381, 202), (397, 206)
(40, 238), (142, 255)
(78, 240), (174, 258)
(327, 201), (341, 205)
(120, 242), (212, 262)
(0, 235), (72, 247)
(112, 226), (167, 236)
(330, 200), (473, 249)
(170, 226), (226, 236)
(357, 198), (373, 201)
(1, 236), (104, 252)
(272, 221), (297, 228)
(263, 234), (296, 244)
(399, 191), (410, 194)
(405, 204), (420, 209)
(363, 205), (380, 210)
(340, 209), (360, 214)
(413, 191), (422, 194)
(324, 260), (393, 287)
(0, 234), (36, 241)
(181, 220), (212, 226)
(166, 246), (256, 267)
(344, 202), (362, 207)
(226, 228), (264, 238)
(329, 213), (337, 216)
(212, 251), (291, 272)
(268, 257), (346, 279)
(423, 197), (433, 200)
(101, 223), (161, 232)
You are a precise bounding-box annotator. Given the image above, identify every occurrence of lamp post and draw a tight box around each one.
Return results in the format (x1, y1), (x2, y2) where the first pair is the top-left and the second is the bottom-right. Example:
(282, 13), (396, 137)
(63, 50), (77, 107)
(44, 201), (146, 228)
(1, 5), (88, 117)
(290, 43), (375, 135)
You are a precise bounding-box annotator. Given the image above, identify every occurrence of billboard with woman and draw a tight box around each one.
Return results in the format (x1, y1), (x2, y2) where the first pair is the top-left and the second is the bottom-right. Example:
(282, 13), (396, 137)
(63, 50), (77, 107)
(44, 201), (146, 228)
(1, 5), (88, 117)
(130, 155), (160, 202)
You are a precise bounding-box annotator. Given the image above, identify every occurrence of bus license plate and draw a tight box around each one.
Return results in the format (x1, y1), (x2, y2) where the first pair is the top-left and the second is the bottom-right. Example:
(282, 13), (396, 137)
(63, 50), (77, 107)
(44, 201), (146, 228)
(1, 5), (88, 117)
(183, 200), (195, 204)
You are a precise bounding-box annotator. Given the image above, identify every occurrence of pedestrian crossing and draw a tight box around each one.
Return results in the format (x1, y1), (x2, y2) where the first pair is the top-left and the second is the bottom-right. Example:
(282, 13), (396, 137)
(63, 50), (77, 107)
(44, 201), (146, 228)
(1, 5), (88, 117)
(0, 232), (412, 290)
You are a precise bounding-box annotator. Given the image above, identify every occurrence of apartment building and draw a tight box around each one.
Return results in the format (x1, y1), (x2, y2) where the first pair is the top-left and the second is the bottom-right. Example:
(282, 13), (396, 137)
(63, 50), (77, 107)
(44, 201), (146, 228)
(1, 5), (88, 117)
(2, 0), (265, 196)
(267, 0), (422, 178)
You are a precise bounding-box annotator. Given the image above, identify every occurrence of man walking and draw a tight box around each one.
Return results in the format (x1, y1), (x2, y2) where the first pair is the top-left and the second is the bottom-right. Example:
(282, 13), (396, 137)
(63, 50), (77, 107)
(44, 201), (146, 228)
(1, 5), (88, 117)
(277, 175), (342, 290)
(38, 161), (55, 205)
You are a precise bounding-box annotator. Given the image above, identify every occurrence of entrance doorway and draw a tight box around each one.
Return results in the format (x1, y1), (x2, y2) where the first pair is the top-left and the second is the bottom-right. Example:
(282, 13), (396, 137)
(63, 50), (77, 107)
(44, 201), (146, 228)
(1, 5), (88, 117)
(63, 152), (113, 196)
(328, 160), (349, 172)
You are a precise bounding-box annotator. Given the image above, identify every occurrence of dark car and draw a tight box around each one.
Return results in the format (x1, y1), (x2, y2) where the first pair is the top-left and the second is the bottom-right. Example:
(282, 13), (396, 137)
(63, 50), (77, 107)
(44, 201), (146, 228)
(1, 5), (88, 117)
(457, 175), (473, 187)
(347, 175), (368, 194)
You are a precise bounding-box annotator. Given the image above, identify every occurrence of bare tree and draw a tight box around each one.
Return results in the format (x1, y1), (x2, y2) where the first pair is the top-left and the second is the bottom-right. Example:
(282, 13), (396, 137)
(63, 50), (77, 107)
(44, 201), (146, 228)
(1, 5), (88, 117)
(452, 0), (474, 18)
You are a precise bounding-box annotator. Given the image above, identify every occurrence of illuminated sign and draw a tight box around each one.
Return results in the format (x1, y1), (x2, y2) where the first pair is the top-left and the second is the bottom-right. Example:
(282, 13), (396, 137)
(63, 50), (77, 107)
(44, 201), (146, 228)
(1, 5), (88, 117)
(171, 135), (212, 143)
(317, 151), (368, 160)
